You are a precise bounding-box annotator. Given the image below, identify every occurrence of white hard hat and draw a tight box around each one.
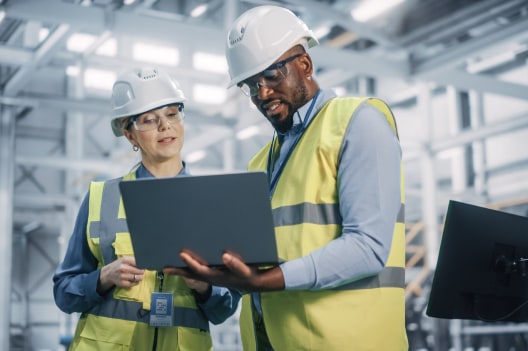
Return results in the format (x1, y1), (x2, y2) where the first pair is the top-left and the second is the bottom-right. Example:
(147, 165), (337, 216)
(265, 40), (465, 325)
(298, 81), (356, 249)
(225, 5), (319, 88)
(110, 67), (186, 137)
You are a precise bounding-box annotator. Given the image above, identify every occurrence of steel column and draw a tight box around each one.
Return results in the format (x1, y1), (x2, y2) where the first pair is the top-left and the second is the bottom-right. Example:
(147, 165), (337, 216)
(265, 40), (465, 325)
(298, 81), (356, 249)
(0, 105), (15, 351)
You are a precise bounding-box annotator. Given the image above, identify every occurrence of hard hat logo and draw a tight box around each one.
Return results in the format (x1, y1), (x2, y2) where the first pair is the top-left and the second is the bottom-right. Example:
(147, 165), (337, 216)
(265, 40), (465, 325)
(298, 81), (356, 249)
(225, 5), (318, 89)
(229, 26), (245, 46)
(137, 68), (158, 80)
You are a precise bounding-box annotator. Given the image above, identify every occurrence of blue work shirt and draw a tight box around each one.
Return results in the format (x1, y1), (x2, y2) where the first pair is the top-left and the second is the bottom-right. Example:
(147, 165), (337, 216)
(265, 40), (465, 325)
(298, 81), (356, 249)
(273, 89), (403, 290)
(53, 163), (241, 325)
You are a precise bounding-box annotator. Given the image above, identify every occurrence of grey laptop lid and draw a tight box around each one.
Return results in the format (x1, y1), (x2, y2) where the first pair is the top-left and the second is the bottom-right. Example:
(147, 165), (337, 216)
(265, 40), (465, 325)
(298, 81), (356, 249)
(119, 171), (280, 270)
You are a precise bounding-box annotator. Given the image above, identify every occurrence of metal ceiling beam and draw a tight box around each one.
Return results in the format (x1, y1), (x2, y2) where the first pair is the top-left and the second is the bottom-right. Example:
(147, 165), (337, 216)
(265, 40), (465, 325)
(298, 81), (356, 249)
(412, 18), (528, 76)
(15, 194), (77, 208)
(284, 0), (399, 48)
(0, 45), (32, 65)
(397, 0), (523, 48)
(9, 0), (525, 91)
(14, 150), (230, 175)
(4, 24), (72, 96)
(431, 112), (528, 153)
(402, 112), (528, 162)
(6, 0), (410, 80)
(421, 70), (528, 101)
(0, 95), (107, 113)
(310, 46), (409, 79)
(6, 0), (225, 52)
(15, 155), (129, 177)
(0, 94), (234, 126)
(50, 51), (227, 83)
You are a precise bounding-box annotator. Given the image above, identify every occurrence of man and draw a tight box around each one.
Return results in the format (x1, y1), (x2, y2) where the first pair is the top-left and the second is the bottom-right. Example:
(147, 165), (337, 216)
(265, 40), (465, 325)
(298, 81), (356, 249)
(165, 5), (408, 351)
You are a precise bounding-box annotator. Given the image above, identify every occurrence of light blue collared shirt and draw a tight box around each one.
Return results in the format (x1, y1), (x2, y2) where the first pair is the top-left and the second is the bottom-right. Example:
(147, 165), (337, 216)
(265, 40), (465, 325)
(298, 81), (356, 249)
(270, 89), (402, 290)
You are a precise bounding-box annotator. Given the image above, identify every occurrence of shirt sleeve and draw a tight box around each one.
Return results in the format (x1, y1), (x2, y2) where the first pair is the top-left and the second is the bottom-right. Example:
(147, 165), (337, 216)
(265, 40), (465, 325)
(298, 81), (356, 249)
(281, 102), (403, 290)
(196, 287), (243, 325)
(53, 192), (105, 313)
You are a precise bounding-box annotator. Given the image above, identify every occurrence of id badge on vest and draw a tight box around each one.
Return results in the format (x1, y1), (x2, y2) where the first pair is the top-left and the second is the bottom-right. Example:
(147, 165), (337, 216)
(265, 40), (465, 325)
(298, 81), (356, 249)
(150, 292), (174, 327)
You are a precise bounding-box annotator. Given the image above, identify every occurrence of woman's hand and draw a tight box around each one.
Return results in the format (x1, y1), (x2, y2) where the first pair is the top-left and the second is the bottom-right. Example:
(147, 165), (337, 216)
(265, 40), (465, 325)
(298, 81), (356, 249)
(97, 256), (145, 294)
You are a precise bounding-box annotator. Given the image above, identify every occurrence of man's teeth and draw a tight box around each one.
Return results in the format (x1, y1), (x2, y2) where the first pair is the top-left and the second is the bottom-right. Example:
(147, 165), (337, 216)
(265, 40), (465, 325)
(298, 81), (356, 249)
(269, 103), (280, 111)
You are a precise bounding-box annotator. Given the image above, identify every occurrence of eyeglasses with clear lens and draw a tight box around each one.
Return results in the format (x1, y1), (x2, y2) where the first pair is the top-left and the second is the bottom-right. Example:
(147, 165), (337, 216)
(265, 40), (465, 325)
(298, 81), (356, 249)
(127, 104), (184, 132)
(239, 53), (303, 97)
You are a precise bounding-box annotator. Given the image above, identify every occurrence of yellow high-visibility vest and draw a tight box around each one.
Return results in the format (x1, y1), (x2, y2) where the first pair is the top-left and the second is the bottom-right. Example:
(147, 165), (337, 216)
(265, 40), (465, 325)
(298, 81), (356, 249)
(69, 171), (212, 351)
(240, 97), (408, 351)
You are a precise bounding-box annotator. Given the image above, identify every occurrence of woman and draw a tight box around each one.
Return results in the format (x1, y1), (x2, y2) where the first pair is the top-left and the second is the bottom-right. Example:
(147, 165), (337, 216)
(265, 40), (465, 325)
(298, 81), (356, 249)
(53, 67), (241, 350)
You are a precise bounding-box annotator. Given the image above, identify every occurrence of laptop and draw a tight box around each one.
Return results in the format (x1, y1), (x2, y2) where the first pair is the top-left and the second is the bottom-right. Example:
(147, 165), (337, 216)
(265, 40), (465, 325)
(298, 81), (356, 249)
(119, 171), (280, 270)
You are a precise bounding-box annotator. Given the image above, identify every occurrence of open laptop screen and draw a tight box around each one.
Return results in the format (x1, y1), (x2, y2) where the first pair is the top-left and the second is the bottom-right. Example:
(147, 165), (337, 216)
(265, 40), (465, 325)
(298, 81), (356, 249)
(119, 171), (280, 270)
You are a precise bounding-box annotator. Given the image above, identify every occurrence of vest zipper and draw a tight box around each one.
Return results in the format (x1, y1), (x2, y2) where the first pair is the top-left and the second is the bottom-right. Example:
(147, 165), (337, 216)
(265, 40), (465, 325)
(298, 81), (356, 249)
(152, 271), (164, 351)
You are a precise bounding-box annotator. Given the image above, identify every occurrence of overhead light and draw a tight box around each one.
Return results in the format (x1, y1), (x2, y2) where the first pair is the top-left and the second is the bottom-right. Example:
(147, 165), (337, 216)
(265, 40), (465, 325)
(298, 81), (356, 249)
(186, 150), (206, 163)
(313, 25), (331, 39)
(332, 87), (347, 97)
(193, 84), (226, 104)
(66, 65), (80, 76)
(84, 68), (116, 91)
(95, 37), (117, 57)
(66, 33), (97, 53)
(39, 28), (50, 43)
(193, 51), (227, 74)
(351, 0), (405, 22)
(133, 42), (179, 66)
(0, 10), (6, 23)
(466, 50), (519, 73)
(191, 4), (208, 18)
(236, 126), (260, 140)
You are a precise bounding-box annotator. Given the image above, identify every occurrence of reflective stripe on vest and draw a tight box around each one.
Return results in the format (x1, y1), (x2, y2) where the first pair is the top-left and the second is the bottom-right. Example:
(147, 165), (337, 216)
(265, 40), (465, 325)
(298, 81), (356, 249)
(273, 201), (405, 226)
(89, 178), (128, 265)
(273, 201), (406, 290)
(332, 266), (405, 290)
(87, 296), (210, 331)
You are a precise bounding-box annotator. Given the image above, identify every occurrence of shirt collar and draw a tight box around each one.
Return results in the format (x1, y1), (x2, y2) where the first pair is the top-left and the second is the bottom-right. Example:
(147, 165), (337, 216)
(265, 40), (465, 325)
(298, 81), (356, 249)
(277, 93), (318, 140)
(136, 161), (189, 178)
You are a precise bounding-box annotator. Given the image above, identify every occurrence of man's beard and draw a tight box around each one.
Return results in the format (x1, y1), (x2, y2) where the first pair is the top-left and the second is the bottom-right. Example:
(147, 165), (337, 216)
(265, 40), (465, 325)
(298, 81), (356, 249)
(271, 85), (309, 134)
(273, 109), (294, 134)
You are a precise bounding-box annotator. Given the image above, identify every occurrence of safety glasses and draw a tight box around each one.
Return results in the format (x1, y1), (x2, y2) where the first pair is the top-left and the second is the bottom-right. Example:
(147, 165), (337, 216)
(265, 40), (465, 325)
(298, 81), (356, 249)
(238, 53), (303, 97)
(126, 103), (184, 132)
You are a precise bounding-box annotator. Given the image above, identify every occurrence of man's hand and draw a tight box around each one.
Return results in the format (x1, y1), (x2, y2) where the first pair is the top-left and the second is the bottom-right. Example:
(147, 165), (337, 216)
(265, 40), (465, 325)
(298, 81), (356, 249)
(163, 251), (284, 292)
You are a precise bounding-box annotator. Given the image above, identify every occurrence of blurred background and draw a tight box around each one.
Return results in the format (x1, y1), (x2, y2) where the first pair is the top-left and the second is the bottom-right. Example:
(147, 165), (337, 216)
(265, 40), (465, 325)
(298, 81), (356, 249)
(0, 0), (527, 350)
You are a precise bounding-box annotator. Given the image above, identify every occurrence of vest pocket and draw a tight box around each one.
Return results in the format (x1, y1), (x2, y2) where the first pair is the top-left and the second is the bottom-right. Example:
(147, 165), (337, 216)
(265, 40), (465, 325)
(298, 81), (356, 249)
(76, 315), (135, 349)
(113, 233), (135, 258)
(177, 327), (213, 351)
(113, 234), (147, 303)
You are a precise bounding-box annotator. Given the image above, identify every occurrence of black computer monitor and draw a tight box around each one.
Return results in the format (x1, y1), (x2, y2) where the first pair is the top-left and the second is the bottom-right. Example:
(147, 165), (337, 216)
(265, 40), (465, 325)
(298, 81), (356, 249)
(426, 200), (528, 322)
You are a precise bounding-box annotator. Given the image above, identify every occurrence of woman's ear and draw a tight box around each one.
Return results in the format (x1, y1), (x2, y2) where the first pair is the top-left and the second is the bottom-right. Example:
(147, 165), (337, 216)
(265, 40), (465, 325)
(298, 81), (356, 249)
(123, 128), (136, 146)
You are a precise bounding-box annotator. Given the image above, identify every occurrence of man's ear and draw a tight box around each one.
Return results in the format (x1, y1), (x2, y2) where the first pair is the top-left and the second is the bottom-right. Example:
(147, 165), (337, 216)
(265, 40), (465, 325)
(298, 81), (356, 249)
(298, 53), (313, 77)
